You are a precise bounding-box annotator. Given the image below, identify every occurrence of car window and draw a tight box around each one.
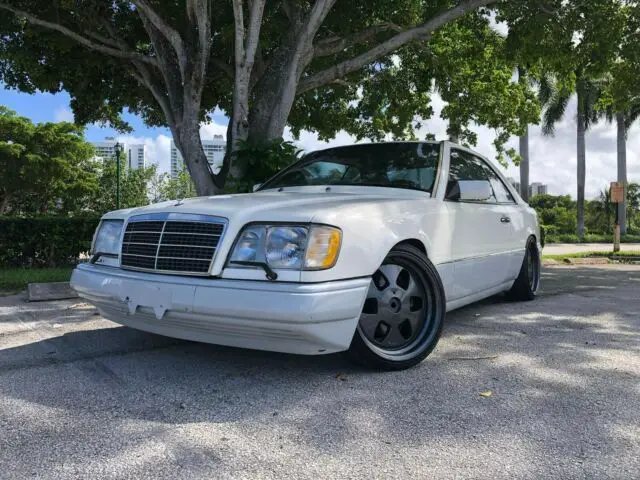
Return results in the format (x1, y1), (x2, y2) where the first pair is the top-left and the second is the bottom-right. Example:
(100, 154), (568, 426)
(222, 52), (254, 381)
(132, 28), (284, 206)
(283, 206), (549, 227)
(446, 149), (496, 203)
(260, 143), (440, 193)
(481, 162), (516, 203)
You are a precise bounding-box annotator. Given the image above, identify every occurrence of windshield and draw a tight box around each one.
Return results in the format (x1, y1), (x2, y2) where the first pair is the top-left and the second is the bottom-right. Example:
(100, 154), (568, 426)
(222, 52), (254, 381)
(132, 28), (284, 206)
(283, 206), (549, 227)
(260, 142), (441, 193)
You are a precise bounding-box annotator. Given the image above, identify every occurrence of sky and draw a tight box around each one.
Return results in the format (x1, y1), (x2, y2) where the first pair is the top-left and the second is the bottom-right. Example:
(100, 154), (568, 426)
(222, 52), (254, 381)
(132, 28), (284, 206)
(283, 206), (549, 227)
(2, 84), (638, 200)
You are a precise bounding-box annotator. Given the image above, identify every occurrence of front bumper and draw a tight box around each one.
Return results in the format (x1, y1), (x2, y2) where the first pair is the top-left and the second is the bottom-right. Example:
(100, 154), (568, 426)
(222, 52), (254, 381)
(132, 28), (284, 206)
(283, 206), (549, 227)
(71, 264), (371, 355)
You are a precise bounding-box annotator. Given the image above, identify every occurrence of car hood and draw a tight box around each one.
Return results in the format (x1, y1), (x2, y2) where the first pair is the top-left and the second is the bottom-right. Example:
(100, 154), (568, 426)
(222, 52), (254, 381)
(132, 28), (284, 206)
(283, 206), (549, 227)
(104, 186), (432, 224)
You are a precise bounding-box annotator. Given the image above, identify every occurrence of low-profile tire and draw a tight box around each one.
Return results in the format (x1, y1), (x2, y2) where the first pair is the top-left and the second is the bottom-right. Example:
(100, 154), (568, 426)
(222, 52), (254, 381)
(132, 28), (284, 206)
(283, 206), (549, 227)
(507, 236), (541, 301)
(348, 244), (446, 371)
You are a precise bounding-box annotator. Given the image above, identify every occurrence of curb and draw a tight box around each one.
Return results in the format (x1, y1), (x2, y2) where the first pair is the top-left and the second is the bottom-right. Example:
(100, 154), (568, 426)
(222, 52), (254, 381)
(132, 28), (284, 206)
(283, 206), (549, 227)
(27, 282), (78, 302)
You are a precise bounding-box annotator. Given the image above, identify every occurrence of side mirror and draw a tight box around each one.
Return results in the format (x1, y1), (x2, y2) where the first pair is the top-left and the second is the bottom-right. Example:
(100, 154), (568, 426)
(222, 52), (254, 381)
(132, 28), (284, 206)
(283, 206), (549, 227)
(446, 180), (492, 202)
(252, 183), (262, 192)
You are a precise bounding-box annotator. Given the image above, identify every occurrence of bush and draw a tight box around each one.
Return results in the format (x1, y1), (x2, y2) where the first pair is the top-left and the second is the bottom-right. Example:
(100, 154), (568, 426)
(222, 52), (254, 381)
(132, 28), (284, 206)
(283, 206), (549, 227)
(545, 233), (640, 244)
(0, 216), (100, 268)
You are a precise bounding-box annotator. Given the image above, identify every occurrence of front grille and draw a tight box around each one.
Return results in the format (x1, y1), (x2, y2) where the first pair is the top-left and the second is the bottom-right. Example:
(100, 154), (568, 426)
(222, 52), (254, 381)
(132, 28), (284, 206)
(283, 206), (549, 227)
(120, 213), (226, 275)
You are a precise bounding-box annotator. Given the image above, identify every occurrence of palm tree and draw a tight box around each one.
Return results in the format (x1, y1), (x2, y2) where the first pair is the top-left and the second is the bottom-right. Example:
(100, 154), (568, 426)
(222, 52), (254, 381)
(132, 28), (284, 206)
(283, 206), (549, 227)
(604, 105), (640, 234)
(541, 74), (602, 238)
(517, 71), (555, 203)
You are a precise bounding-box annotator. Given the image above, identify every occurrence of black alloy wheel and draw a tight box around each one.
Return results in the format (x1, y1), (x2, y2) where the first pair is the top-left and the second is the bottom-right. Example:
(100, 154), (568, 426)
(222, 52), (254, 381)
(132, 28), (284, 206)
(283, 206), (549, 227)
(348, 244), (445, 370)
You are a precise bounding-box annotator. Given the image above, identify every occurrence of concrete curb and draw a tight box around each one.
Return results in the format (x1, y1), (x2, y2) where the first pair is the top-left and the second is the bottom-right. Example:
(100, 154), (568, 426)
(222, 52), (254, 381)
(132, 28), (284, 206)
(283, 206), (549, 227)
(27, 282), (78, 302)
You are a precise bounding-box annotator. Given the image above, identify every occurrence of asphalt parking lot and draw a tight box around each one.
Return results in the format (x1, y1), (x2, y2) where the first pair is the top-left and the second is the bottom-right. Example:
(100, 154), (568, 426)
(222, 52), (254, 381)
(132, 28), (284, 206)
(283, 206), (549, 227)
(1, 265), (639, 479)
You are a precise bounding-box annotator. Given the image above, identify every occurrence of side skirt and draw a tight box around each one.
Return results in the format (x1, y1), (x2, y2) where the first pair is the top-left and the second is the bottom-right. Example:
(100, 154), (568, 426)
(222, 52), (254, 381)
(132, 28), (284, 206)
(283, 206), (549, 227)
(445, 280), (514, 312)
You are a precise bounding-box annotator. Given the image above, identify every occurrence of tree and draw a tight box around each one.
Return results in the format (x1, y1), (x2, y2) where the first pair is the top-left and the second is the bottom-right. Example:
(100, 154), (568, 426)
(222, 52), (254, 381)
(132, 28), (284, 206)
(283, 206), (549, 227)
(159, 170), (197, 200)
(90, 159), (156, 213)
(501, 0), (626, 232)
(0, 106), (98, 214)
(597, 3), (640, 234)
(529, 194), (577, 235)
(586, 188), (614, 234)
(627, 182), (640, 232)
(0, 0), (550, 195)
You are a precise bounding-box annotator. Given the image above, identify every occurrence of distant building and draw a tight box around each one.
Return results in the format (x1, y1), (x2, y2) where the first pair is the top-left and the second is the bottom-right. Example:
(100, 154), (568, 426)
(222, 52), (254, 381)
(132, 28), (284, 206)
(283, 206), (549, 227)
(171, 135), (225, 178)
(506, 178), (548, 198)
(529, 182), (548, 197)
(127, 144), (146, 170)
(92, 138), (146, 170)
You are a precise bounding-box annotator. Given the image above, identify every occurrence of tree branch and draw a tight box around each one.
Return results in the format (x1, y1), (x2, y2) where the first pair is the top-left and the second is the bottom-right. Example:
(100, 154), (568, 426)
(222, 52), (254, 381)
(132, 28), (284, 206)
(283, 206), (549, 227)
(131, 0), (186, 75)
(314, 23), (403, 57)
(0, 3), (157, 66)
(297, 0), (494, 94)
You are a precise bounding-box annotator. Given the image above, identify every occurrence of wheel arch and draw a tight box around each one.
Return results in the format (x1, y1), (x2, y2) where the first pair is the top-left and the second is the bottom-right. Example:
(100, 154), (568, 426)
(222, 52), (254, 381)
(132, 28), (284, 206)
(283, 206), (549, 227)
(393, 238), (428, 257)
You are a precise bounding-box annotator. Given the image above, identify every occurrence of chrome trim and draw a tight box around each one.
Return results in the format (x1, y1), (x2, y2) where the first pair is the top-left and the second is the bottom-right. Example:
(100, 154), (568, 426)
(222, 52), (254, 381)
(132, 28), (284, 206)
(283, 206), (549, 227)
(436, 248), (526, 266)
(120, 213), (228, 276)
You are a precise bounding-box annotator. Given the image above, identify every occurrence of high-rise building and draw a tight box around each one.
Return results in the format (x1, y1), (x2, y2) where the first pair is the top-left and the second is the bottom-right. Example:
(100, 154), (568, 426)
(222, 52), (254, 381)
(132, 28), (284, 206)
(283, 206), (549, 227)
(171, 135), (225, 178)
(91, 138), (147, 170)
(127, 144), (146, 170)
(529, 182), (548, 197)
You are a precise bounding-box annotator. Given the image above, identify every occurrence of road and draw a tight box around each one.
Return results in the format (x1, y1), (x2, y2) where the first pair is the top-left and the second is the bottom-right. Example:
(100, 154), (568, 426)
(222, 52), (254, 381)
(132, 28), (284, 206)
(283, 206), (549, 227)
(544, 243), (640, 255)
(1, 265), (639, 479)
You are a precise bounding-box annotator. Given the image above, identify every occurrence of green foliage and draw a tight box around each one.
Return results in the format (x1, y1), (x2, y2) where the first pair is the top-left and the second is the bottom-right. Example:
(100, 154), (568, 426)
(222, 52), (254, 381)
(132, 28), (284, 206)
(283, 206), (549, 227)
(545, 233), (640, 244)
(0, 106), (98, 214)
(0, 1), (563, 177)
(227, 140), (302, 193)
(0, 216), (100, 268)
(529, 194), (577, 235)
(0, 267), (73, 291)
(531, 186), (640, 240)
(158, 170), (197, 200)
(90, 160), (157, 213)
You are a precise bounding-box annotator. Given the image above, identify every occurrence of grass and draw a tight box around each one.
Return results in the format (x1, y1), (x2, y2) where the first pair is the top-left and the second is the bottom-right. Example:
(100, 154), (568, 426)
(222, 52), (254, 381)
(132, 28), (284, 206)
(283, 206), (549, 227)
(542, 251), (640, 261)
(0, 267), (74, 292)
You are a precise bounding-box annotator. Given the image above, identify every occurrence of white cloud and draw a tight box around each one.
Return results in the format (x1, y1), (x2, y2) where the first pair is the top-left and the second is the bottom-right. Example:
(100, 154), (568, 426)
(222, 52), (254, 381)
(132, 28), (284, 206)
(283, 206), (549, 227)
(54, 106), (74, 123)
(115, 134), (172, 173)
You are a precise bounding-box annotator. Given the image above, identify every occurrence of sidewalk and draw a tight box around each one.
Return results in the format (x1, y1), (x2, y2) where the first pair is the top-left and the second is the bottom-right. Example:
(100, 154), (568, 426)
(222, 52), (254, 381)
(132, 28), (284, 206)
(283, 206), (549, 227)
(544, 243), (640, 255)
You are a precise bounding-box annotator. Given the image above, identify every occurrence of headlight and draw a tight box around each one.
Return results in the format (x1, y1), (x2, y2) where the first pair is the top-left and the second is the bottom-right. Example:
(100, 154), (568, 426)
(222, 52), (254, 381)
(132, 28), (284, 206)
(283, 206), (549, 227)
(91, 219), (124, 256)
(229, 224), (341, 271)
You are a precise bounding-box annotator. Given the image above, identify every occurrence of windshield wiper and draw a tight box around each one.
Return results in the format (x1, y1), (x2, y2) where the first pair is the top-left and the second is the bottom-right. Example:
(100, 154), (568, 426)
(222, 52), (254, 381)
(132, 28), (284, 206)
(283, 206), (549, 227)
(229, 261), (278, 281)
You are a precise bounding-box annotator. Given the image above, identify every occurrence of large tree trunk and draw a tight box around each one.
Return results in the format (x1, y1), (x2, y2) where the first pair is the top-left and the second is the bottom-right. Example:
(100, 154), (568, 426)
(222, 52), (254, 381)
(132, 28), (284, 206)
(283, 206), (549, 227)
(519, 126), (530, 202)
(576, 97), (586, 238)
(170, 120), (221, 196)
(616, 112), (628, 235)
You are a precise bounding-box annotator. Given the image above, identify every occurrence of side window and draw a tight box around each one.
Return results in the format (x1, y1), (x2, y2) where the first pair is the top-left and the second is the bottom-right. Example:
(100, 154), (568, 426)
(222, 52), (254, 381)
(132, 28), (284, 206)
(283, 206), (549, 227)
(480, 160), (516, 204)
(446, 150), (496, 203)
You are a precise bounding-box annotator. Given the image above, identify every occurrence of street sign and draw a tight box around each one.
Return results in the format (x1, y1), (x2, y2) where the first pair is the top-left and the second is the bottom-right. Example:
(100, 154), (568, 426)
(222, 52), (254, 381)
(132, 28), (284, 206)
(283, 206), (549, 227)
(610, 182), (625, 203)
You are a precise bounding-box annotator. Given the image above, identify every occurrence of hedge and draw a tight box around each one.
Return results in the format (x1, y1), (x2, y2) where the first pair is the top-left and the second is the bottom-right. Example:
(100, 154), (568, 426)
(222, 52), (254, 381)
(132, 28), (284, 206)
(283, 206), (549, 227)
(0, 216), (101, 268)
(546, 233), (640, 244)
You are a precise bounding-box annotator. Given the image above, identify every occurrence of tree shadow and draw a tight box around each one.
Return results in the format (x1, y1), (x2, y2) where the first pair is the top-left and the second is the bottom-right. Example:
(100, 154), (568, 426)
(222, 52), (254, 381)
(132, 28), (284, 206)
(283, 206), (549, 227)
(1, 265), (639, 477)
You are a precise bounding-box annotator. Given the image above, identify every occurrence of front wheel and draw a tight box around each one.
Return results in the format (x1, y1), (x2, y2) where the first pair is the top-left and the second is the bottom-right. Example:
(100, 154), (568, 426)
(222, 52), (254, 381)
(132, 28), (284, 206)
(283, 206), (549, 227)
(348, 244), (446, 370)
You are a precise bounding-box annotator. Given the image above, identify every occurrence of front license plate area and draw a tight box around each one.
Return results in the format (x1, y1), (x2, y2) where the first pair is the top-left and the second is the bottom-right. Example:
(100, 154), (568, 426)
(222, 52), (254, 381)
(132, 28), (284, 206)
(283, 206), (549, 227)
(122, 282), (173, 320)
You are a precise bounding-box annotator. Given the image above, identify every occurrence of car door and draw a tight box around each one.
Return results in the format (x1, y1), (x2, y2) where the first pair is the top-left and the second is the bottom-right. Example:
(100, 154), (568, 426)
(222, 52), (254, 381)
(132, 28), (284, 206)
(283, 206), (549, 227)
(480, 159), (526, 283)
(444, 148), (514, 300)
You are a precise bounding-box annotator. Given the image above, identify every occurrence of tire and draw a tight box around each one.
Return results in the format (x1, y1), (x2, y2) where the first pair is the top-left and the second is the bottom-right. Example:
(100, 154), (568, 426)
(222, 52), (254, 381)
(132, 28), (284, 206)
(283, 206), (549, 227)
(348, 244), (446, 370)
(507, 236), (540, 301)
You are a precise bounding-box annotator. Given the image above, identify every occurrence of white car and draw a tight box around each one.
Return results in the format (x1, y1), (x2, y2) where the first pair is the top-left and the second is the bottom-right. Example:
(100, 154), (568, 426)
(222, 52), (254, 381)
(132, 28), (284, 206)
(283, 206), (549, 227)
(71, 141), (540, 370)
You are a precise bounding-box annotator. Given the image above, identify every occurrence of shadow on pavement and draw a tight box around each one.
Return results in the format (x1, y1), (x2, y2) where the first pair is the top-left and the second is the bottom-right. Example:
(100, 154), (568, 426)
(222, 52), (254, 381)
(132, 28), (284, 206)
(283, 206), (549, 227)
(0, 265), (639, 477)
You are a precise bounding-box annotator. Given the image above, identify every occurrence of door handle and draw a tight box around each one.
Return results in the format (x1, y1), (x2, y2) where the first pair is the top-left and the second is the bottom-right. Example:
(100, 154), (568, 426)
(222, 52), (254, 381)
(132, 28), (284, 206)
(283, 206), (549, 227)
(500, 216), (511, 223)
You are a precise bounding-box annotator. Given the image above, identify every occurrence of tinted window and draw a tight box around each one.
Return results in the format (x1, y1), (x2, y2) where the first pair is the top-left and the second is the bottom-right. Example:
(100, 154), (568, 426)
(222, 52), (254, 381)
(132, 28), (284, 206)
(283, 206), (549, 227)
(261, 143), (440, 193)
(447, 150), (496, 202)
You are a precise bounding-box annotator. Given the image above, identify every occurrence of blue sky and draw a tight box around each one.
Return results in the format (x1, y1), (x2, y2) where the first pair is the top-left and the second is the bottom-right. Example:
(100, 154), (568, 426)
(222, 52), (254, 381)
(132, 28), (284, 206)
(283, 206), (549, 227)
(0, 85), (172, 141)
(2, 82), (637, 198)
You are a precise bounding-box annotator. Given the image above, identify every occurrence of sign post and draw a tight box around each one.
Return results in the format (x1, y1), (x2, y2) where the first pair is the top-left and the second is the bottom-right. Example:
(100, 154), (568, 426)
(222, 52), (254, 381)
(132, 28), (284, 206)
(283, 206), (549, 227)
(610, 182), (625, 253)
